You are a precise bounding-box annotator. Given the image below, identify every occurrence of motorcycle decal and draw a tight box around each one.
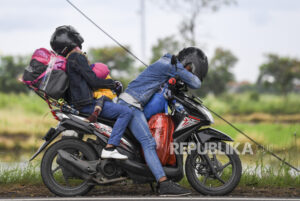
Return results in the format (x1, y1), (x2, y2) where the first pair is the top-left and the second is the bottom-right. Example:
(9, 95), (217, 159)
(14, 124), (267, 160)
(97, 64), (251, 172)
(188, 115), (200, 121)
(94, 122), (112, 137)
(175, 116), (200, 131)
(93, 122), (132, 148)
(69, 115), (132, 148)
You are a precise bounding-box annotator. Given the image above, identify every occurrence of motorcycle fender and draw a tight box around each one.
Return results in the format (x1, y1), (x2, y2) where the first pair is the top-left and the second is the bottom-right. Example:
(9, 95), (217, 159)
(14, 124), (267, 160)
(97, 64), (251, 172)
(196, 127), (233, 143)
(29, 124), (66, 161)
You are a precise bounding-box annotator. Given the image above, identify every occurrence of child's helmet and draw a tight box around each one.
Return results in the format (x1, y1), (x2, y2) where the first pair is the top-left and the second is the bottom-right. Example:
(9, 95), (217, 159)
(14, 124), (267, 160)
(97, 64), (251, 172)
(50, 25), (84, 56)
(177, 47), (208, 81)
(91, 63), (110, 79)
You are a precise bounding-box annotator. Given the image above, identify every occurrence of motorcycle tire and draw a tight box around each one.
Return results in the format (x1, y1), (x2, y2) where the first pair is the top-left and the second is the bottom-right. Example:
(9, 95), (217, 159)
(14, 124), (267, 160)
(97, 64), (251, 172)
(41, 138), (97, 196)
(185, 141), (242, 196)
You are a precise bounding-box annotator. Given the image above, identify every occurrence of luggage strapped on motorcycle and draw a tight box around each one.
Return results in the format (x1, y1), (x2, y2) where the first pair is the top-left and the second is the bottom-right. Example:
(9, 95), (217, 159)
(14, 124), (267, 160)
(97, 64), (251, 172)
(21, 48), (79, 120)
(24, 84), (79, 121)
(22, 48), (69, 100)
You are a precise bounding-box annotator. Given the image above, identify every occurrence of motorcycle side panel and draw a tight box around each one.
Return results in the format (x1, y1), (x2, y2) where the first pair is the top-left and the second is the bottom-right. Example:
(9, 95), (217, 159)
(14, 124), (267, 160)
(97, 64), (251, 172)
(196, 127), (233, 143)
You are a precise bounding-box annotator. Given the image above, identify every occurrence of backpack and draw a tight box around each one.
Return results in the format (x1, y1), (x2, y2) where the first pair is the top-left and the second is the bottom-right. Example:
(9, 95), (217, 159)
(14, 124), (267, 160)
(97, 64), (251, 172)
(22, 48), (69, 100)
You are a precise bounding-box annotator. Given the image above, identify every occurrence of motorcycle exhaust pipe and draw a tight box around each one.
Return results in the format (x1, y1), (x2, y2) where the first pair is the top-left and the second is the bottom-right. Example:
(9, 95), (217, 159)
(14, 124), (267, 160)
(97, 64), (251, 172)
(57, 150), (99, 179)
(115, 159), (153, 177)
(115, 156), (183, 180)
(56, 155), (91, 181)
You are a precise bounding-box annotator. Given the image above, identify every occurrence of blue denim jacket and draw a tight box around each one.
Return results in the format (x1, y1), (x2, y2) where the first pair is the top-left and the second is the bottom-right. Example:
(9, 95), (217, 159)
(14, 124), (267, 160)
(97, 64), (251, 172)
(125, 54), (201, 107)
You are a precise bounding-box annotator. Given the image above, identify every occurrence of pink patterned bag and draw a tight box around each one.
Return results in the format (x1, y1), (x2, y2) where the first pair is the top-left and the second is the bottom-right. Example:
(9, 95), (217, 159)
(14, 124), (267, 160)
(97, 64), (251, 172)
(22, 48), (69, 99)
(23, 48), (67, 86)
(31, 48), (66, 71)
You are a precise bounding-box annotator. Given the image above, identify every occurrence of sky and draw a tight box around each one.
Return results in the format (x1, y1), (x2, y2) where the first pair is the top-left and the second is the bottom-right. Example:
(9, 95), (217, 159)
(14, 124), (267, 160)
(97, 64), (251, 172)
(0, 0), (299, 82)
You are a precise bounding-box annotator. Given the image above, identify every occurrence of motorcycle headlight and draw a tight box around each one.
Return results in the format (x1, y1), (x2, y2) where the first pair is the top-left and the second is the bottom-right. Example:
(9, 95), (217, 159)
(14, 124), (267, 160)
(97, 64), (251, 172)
(197, 105), (214, 124)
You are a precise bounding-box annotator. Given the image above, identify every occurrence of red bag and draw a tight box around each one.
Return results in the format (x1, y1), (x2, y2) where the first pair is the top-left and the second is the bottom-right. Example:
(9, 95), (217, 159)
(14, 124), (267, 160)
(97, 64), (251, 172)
(148, 113), (176, 166)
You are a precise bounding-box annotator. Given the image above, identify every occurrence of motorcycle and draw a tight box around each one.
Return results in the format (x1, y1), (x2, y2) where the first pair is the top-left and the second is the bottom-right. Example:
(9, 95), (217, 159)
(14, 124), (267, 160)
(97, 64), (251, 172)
(29, 78), (242, 197)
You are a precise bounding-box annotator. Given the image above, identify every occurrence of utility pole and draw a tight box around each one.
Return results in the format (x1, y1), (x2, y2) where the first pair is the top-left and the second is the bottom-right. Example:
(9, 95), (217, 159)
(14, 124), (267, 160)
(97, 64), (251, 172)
(140, 0), (146, 61)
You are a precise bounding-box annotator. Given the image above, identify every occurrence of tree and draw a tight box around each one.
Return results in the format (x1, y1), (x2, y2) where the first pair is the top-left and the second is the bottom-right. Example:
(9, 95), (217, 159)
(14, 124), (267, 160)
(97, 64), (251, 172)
(200, 47), (237, 95)
(0, 55), (29, 93)
(87, 46), (135, 79)
(150, 35), (182, 64)
(152, 0), (236, 46)
(257, 54), (300, 94)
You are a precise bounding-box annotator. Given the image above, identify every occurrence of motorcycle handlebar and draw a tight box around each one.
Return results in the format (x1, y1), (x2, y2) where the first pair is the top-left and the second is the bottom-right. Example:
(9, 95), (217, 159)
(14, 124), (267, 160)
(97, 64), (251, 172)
(167, 77), (187, 93)
(167, 77), (203, 105)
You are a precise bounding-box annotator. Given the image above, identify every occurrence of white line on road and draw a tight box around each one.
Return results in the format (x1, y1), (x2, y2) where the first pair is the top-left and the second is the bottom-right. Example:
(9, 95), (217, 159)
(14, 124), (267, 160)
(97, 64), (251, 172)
(0, 197), (299, 201)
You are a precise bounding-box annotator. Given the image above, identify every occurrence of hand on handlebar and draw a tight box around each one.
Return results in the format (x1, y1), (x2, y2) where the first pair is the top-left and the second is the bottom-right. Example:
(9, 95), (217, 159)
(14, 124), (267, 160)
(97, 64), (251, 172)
(114, 80), (123, 96)
(167, 77), (187, 93)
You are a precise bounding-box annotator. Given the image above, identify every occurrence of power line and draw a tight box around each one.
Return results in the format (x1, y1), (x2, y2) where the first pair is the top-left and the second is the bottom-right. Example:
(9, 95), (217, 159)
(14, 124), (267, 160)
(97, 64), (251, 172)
(204, 104), (299, 172)
(66, 0), (299, 172)
(66, 0), (148, 67)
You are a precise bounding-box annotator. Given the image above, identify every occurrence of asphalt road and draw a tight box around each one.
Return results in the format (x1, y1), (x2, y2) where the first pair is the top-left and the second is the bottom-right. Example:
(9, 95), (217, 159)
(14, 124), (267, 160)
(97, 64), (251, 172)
(0, 197), (299, 201)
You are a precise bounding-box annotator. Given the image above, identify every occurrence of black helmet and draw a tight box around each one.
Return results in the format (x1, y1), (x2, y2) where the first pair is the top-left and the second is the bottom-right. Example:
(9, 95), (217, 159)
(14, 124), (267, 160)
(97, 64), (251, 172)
(50, 25), (84, 56)
(177, 47), (208, 81)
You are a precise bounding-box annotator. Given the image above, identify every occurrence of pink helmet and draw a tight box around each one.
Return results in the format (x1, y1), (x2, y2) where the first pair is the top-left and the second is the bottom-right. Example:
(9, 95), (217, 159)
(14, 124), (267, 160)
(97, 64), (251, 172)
(91, 63), (110, 79)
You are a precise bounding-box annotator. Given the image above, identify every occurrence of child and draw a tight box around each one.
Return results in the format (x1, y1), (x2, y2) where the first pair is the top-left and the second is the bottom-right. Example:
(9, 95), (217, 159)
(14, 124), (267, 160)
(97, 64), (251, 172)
(87, 63), (128, 160)
(87, 63), (121, 122)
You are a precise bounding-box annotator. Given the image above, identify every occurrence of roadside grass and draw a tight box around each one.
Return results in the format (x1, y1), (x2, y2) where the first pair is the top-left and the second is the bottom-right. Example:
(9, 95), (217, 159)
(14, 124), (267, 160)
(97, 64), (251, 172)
(2, 92), (300, 116)
(179, 169), (300, 189)
(1, 161), (298, 188)
(0, 109), (56, 137)
(0, 109), (56, 151)
(240, 166), (300, 188)
(219, 113), (300, 124)
(203, 92), (300, 115)
(179, 161), (300, 188)
(1, 120), (298, 152)
(0, 162), (42, 185)
(212, 122), (300, 150)
(0, 92), (49, 115)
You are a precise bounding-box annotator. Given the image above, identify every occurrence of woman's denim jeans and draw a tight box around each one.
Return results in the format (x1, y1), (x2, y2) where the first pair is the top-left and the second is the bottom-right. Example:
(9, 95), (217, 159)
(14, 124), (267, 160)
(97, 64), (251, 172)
(80, 100), (132, 146)
(118, 99), (166, 181)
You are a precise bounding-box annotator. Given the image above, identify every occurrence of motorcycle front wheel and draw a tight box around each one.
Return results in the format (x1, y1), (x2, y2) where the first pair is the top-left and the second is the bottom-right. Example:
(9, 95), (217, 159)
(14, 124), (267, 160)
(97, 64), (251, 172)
(41, 138), (97, 196)
(185, 141), (242, 195)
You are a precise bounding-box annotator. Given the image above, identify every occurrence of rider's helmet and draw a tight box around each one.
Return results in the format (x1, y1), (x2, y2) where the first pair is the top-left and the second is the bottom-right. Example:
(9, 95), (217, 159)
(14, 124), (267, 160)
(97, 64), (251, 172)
(177, 47), (208, 81)
(50, 25), (84, 57)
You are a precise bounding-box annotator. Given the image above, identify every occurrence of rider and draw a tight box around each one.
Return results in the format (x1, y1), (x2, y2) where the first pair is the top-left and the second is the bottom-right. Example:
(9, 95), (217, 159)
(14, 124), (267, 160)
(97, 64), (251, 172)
(50, 25), (132, 160)
(118, 47), (208, 196)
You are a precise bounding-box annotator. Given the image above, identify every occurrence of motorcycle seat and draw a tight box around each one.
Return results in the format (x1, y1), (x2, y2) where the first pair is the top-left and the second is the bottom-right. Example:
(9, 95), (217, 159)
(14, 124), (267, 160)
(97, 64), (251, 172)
(79, 113), (116, 127)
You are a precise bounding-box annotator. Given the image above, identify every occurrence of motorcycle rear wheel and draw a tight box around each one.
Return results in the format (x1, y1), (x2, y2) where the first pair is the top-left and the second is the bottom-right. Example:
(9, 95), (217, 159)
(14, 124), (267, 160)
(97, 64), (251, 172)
(185, 141), (242, 195)
(41, 138), (97, 196)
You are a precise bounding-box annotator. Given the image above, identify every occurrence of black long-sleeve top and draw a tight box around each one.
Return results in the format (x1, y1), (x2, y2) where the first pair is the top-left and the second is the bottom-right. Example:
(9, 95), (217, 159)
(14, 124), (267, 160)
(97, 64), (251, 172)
(65, 52), (115, 108)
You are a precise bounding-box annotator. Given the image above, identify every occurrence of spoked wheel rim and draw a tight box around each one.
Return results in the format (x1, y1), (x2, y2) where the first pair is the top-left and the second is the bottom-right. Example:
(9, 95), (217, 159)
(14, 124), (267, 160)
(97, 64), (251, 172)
(191, 142), (237, 191)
